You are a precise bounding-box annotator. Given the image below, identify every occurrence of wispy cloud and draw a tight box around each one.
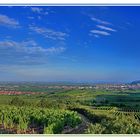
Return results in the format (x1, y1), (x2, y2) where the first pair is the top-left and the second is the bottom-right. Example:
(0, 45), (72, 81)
(90, 30), (110, 36)
(27, 16), (35, 19)
(31, 7), (48, 15)
(45, 46), (66, 54)
(31, 7), (43, 13)
(96, 25), (117, 32)
(91, 17), (111, 25)
(0, 40), (66, 65)
(0, 40), (66, 54)
(90, 17), (117, 37)
(0, 40), (42, 52)
(29, 25), (68, 40)
(0, 14), (20, 28)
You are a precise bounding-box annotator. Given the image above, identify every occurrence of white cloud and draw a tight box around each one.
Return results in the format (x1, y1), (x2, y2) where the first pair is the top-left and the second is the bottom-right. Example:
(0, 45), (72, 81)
(0, 40), (47, 57)
(31, 7), (48, 15)
(91, 17), (111, 25)
(96, 25), (117, 32)
(89, 16), (117, 38)
(0, 40), (66, 54)
(29, 25), (68, 40)
(0, 14), (20, 28)
(46, 46), (66, 54)
(0, 40), (66, 65)
(90, 30), (110, 36)
(31, 7), (43, 13)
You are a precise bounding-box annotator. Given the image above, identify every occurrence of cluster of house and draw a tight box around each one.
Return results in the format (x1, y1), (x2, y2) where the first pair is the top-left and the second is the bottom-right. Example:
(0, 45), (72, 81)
(0, 91), (41, 95)
(0, 83), (139, 95)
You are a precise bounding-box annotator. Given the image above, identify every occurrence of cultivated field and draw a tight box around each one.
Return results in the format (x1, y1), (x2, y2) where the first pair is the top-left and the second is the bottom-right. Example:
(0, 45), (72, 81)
(0, 83), (140, 134)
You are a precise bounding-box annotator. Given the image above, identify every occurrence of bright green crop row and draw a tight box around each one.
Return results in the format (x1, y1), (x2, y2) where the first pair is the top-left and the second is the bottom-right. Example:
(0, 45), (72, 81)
(0, 105), (82, 134)
(71, 106), (140, 134)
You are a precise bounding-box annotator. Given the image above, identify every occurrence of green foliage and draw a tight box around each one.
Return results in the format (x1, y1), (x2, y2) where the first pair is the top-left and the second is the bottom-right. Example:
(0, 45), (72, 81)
(44, 121), (64, 134)
(17, 116), (28, 132)
(80, 106), (140, 134)
(85, 123), (105, 134)
(0, 88), (140, 134)
(38, 98), (48, 108)
(10, 97), (25, 106)
(0, 105), (82, 134)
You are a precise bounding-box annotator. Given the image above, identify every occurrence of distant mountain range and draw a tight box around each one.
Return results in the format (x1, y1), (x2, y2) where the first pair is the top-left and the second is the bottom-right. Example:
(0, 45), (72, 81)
(131, 80), (140, 85)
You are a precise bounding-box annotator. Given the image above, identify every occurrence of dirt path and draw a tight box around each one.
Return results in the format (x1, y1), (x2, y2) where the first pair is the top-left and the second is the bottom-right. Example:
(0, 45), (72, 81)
(63, 113), (91, 134)
(0, 124), (15, 134)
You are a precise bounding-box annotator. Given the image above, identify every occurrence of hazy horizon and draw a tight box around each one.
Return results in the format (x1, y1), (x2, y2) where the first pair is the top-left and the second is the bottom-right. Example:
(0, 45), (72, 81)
(0, 6), (140, 83)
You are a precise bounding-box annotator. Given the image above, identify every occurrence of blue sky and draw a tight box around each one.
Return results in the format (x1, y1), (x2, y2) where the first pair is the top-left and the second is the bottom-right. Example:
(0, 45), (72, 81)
(0, 6), (139, 83)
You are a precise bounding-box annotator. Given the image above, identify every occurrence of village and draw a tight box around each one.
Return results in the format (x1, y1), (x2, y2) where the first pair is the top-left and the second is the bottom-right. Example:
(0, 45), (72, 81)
(0, 82), (139, 95)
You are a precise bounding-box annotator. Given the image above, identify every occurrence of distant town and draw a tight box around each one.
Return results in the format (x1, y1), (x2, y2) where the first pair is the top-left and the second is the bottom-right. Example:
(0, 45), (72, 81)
(0, 81), (139, 95)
